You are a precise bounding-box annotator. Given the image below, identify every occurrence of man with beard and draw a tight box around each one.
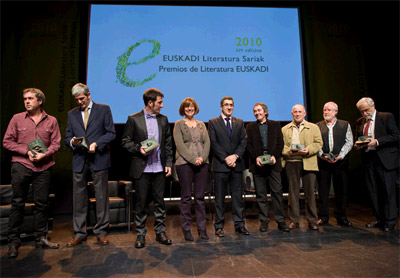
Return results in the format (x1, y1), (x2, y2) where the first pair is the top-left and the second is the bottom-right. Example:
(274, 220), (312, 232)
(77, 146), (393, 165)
(316, 102), (353, 227)
(355, 97), (399, 232)
(121, 88), (173, 248)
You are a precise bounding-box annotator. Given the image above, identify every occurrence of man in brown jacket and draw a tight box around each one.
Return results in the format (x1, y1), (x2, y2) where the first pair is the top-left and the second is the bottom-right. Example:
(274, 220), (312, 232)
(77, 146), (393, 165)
(281, 104), (323, 230)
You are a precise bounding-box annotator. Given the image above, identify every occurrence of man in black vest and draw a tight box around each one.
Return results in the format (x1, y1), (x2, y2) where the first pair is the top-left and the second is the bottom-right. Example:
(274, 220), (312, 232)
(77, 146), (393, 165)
(316, 102), (353, 227)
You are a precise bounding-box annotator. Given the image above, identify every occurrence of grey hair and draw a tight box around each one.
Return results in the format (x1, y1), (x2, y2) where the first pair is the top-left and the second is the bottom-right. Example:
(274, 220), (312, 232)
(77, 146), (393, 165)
(356, 97), (374, 108)
(324, 101), (338, 111)
(71, 83), (90, 97)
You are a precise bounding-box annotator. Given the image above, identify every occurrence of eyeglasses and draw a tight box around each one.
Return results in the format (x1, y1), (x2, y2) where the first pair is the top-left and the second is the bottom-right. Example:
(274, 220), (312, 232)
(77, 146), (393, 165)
(222, 104), (234, 107)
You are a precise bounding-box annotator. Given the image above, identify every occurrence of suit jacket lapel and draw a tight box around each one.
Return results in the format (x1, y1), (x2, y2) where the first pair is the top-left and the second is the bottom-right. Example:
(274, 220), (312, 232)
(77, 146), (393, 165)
(157, 115), (162, 142)
(86, 102), (97, 129)
(73, 108), (85, 130)
(374, 111), (383, 137)
(139, 110), (148, 139)
(218, 115), (230, 139)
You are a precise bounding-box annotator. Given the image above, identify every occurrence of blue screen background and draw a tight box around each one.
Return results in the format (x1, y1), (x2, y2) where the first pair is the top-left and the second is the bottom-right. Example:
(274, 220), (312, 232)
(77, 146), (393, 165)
(87, 5), (305, 123)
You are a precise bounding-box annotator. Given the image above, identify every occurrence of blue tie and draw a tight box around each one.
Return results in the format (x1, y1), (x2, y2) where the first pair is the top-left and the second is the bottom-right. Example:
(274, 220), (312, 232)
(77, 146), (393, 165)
(225, 117), (231, 137)
(146, 114), (156, 119)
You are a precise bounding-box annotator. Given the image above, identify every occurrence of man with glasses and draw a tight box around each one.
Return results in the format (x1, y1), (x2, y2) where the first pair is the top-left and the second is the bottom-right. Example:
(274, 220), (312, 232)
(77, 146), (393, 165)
(208, 96), (249, 237)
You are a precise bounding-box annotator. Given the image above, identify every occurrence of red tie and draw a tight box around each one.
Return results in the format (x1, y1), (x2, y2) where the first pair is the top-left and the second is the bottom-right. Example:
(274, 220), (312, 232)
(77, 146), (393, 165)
(364, 119), (371, 136)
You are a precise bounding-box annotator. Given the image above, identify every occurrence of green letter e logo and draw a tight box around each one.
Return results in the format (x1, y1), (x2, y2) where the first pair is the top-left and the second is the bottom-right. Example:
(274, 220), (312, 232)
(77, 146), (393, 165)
(116, 39), (160, 87)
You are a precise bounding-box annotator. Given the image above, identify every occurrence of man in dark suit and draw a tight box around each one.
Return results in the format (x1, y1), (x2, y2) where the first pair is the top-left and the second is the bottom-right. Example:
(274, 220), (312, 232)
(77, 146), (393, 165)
(65, 83), (116, 246)
(355, 97), (399, 232)
(208, 96), (249, 237)
(316, 102), (353, 227)
(121, 88), (173, 248)
(246, 103), (290, 232)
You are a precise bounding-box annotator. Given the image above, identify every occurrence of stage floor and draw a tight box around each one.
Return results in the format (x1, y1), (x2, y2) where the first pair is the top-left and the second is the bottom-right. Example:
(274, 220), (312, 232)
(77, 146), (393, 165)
(1, 201), (399, 277)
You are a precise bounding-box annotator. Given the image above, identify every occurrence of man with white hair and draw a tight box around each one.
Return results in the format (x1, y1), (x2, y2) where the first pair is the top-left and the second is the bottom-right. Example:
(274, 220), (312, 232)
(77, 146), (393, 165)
(316, 102), (353, 227)
(355, 97), (399, 232)
(65, 83), (116, 246)
(281, 104), (323, 230)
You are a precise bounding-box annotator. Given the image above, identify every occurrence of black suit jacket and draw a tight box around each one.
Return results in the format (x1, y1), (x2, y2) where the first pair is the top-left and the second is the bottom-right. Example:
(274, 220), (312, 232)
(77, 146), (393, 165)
(355, 111), (399, 170)
(65, 102), (116, 172)
(246, 120), (283, 173)
(208, 115), (247, 172)
(121, 110), (173, 179)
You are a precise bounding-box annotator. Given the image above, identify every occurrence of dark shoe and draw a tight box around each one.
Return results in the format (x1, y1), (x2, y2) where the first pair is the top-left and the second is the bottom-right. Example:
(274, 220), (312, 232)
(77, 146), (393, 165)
(183, 230), (194, 241)
(309, 223), (319, 231)
(277, 222), (290, 232)
(235, 226), (250, 235)
(7, 245), (19, 258)
(383, 224), (395, 232)
(198, 230), (209, 240)
(35, 237), (60, 249)
(317, 218), (329, 226)
(67, 237), (86, 247)
(156, 232), (172, 245)
(366, 220), (381, 228)
(135, 235), (146, 248)
(259, 222), (268, 232)
(215, 228), (224, 237)
(288, 222), (299, 229)
(97, 236), (109, 245)
(337, 219), (353, 227)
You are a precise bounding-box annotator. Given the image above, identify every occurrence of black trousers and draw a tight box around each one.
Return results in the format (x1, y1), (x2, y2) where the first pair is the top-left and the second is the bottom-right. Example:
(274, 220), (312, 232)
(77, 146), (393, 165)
(253, 169), (286, 224)
(213, 170), (244, 229)
(8, 162), (51, 246)
(134, 172), (166, 236)
(176, 163), (208, 232)
(317, 159), (349, 222)
(364, 151), (398, 226)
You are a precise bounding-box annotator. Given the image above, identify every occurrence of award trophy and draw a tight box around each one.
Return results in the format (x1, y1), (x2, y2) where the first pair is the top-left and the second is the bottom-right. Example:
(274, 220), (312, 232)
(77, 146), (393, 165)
(141, 137), (159, 152)
(258, 151), (272, 165)
(323, 152), (338, 161)
(355, 136), (372, 147)
(28, 138), (48, 158)
(291, 144), (305, 152)
(73, 137), (89, 149)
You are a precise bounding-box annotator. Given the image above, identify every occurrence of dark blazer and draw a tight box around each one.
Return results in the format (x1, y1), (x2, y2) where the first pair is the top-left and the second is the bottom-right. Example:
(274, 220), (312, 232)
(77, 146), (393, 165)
(246, 120), (283, 173)
(355, 111), (399, 170)
(208, 115), (247, 172)
(65, 102), (116, 172)
(121, 110), (173, 179)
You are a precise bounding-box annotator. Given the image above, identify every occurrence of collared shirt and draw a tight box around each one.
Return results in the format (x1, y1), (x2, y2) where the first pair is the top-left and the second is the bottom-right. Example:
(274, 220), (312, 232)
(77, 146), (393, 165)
(364, 110), (377, 151)
(221, 113), (232, 128)
(143, 109), (163, 173)
(288, 120), (305, 162)
(70, 101), (93, 149)
(291, 120), (305, 145)
(3, 110), (61, 172)
(318, 119), (354, 159)
(258, 120), (268, 151)
(80, 100), (93, 121)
